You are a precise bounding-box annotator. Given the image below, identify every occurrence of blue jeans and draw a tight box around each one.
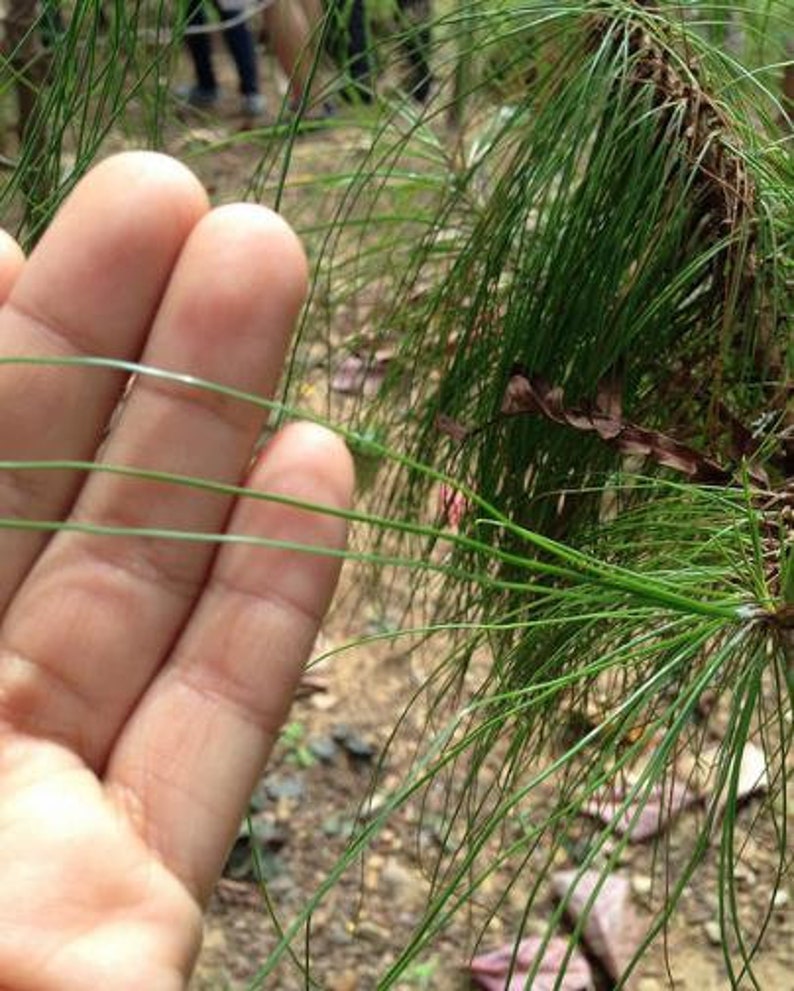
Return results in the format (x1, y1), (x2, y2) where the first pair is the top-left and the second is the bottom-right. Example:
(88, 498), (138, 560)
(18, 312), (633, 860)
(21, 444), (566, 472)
(184, 0), (260, 96)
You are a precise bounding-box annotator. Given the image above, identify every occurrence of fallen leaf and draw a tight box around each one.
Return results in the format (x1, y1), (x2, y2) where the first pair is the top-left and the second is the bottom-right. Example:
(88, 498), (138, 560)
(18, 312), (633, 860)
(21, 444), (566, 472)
(595, 370), (623, 420)
(691, 741), (769, 829)
(436, 412), (471, 443)
(469, 936), (593, 991)
(679, 741), (768, 803)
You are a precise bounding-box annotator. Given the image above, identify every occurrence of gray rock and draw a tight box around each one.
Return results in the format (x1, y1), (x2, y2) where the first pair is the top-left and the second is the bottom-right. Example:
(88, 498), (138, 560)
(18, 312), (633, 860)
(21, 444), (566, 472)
(308, 734), (339, 762)
(264, 774), (305, 801)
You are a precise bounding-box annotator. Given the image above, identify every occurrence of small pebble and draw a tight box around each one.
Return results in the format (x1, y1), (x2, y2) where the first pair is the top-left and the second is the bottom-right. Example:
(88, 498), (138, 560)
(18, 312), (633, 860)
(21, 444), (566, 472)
(308, 734), (339, 762)
(267, 873), (295, 896)
(357, 791), (387, 821)
(733, 863), (756, 887)
(328, 923), (354, 947)
(704, 920), (722, 946)
(329, 971), (358, 991)
(264, 774), (305, 801)
(332, 724), (377, 760)
(248, 780), (269, 812)
(249, 814), (288, 850)
(309, 692), (338, 711)
(355, 919), (389, 943)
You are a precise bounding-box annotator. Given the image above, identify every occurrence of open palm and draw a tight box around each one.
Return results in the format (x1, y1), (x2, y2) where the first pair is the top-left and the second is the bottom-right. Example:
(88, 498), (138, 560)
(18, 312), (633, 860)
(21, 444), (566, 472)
(0, 153), (351, 990)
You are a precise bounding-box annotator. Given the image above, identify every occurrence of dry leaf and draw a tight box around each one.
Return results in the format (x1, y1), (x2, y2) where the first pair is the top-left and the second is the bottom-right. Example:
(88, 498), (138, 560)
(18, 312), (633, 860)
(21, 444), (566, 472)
(735, 742), (769, 800)
(501, 371), (736, 484)
(436, 412), (471, 443)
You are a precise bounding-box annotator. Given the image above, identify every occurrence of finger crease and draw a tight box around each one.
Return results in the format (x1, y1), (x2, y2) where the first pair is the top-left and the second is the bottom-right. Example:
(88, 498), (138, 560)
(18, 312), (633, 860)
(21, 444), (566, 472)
(66, 524), (214, 604)
(132, 371), (261, 436)
(213, 570), (325, 630)
(3, 296), (115, 360)
(178, 659), (286, 742)
(0, 466), (56, 522)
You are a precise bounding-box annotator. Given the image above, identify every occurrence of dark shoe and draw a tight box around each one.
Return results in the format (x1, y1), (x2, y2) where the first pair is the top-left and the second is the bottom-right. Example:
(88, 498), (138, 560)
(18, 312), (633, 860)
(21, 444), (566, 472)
(174, 84), (220, 109)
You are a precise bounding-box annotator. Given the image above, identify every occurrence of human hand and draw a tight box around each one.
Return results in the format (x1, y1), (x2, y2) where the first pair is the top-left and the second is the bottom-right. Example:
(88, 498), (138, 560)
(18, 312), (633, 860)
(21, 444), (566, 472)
(0, 153), (352, 990)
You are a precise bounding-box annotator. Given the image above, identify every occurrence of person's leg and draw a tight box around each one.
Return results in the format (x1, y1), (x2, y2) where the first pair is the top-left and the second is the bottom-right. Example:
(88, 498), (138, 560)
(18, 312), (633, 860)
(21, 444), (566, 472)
(397, 0), (432, 103)
(212, 0), (261, 97)
(323, 0), (373, 104)
(263, 0), (318, 106)
(344, 0), (374, 103)
(183, 0), (219, 99)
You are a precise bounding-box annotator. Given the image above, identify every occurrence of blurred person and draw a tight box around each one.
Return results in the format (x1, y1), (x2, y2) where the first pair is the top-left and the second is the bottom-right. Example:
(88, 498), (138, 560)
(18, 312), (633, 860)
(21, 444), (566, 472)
(260, 0), (433, 115)
(263, 0), (331, 114)
(179, 0), (265, 117)
(322, 0), (374, 105)
(396, 0), (433, 103)
(309, 0), (433, 106)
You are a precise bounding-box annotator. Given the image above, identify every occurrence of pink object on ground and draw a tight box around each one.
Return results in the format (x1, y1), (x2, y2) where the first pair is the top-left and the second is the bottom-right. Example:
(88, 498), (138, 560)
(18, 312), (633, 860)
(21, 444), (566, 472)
(331, 351), (392, 395)
(552, 870), (644, 983)
(583, 777), (698, 842)
(469, 935), (593, 991)
(437, 483), (470, 530)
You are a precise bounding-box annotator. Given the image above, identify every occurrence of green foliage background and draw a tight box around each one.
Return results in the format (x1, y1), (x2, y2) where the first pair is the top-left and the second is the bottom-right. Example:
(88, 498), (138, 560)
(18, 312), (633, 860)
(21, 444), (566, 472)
(1, 0), (792, 986)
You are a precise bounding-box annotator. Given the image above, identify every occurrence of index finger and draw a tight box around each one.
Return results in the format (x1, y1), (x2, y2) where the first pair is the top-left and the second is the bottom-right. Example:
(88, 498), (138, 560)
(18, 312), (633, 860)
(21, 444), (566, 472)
(0, 153), (209, 608)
